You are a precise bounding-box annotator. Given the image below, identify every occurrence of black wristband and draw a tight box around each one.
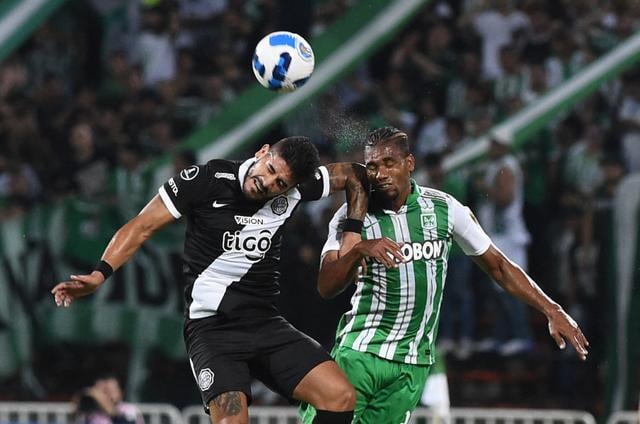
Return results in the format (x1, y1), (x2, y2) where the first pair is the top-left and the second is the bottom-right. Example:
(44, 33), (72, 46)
(342, 218), (363, 234)
(94, 260), (114, 280)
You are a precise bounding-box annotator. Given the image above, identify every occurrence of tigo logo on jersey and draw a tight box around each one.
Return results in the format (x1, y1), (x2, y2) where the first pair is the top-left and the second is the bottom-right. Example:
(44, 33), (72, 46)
(180, 165), (199, 181)
(421, 213), (437, 229)
(222, 229), (272, 261)
(198, 368), (214, 391)
(271, 196), (288, 215)
(400, 240), (446, 262)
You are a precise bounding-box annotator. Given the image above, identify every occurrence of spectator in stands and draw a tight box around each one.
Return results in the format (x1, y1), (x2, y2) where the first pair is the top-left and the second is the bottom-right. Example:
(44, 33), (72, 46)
(131, 2), (177, 87)
(414, 98), (447, 157)
(521, 62), (549, 104)
(459, 0), (530, 80)
(446, 49), (484, 119)
(521, 5), (554, 65)
(493, 44), (527, 117)
(563, 123), (604, 197)
(72, 374), (143, 424)
(476, 135), (533, 356)
(0, 155), (42, 220)
(63, 121), (110, 199)
(545, 28), (584, 88)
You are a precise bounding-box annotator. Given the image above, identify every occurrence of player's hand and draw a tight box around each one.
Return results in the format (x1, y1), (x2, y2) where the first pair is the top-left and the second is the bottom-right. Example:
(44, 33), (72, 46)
(354, 237), (405, 269)
(546, 307), (590, 360)
(51, 271), (106, 308)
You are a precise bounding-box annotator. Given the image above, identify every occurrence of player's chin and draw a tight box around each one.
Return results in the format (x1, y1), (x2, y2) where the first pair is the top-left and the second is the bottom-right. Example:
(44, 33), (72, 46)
(375, 185), (397, 198)
(243, 187), (266, 201)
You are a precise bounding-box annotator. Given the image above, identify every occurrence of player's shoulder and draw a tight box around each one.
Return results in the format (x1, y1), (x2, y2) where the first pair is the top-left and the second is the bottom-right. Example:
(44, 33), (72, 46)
(204, 159), (239, 177)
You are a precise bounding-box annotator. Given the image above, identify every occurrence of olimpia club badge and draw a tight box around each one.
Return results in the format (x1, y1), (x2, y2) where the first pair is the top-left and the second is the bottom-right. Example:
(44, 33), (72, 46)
(198, 368), (214, 391)
(271, 196), (288, 215)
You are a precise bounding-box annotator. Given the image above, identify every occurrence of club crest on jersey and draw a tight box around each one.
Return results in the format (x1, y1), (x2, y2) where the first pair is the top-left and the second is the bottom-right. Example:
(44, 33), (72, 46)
(271, 196), (288, 215)
(198, 368), (214, 391)
(421, 213), (437, 229)
(180, 165), (199, 181)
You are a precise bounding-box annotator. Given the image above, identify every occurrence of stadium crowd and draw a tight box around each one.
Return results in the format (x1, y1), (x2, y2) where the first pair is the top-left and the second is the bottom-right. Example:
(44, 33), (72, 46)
(1, 0), (639, 417)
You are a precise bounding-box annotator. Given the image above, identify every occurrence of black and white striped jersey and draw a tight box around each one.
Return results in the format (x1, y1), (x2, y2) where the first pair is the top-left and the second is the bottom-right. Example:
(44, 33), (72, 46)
(158, 157), (330, 319)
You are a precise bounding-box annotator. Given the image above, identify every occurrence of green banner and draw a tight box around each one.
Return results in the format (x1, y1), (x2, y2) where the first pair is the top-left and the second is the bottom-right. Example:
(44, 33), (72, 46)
(0, 0), (69, 64)
(0, 199), (186, 381)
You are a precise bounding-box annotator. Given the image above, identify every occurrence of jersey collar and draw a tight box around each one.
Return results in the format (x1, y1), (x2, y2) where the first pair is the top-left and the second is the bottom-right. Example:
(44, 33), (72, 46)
(238, 157), (257, 192)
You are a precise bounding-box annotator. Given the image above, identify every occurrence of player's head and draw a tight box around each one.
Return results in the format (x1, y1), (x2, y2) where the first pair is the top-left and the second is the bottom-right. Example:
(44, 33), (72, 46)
(243, 136), (320, 200)
(363, 127), (414, 205)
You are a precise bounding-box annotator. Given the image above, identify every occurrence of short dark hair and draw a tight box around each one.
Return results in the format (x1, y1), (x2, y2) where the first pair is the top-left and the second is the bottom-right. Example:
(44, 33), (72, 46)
(364, 126), (410, 156)
(272, 136), (320, 182)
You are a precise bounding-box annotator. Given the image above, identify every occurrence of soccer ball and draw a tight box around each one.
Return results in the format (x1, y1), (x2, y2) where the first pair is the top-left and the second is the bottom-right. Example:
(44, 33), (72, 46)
(252, 31), (315, 93)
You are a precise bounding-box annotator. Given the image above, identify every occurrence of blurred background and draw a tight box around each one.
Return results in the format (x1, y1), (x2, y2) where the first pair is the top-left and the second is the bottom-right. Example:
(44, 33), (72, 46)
(0, 0), (639, 422)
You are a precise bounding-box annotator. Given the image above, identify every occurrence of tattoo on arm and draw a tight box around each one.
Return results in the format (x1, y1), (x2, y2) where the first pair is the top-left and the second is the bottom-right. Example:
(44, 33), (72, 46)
(213, 391), (243, 416)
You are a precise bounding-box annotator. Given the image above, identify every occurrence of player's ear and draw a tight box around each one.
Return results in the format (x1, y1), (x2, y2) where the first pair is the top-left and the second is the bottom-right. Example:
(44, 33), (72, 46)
(406, 154), (415, 173)
(255, 144), (270, 158)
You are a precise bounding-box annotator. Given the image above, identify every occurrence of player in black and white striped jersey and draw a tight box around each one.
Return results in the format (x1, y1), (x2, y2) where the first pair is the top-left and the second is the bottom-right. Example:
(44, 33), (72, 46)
(52, 136), (372, 424)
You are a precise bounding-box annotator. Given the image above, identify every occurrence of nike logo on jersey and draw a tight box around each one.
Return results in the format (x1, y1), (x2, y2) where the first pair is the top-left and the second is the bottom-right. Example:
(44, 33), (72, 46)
(212, 201), (228, 208)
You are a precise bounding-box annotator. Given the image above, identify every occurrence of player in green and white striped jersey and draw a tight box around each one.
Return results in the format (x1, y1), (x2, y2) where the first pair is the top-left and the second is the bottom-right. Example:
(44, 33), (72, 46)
(301, 127), (589, 424)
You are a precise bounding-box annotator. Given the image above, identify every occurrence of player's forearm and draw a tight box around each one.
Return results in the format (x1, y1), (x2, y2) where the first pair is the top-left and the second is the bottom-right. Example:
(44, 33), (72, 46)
(325, 162), (369, 220)
(318, 249), (363, 299)
(491, 257), (562, 316)
(100, 216), (155, 271)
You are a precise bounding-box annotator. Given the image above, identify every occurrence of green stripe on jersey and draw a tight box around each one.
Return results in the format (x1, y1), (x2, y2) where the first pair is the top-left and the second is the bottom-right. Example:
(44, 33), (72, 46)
(337, 183), (453, 365)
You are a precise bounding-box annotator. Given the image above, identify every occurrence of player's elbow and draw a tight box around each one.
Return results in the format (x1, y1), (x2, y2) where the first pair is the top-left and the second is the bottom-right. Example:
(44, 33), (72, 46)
(317, 281), (337, 300)
(491, 256), (517, 288)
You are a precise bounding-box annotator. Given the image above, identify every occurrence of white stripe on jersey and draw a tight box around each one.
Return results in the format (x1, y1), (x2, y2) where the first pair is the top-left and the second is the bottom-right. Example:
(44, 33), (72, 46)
(188, 189), (301, 318)
(351, 218), (387, 351)
(159, 186), (182, 218)
(379, 214), (416, 360)
(405, 195), (440, 363)
(424, 197), (452, 347)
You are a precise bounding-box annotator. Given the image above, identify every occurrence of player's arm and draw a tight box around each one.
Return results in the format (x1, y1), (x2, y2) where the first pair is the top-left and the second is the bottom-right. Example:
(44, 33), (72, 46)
(324, 162), (369, 221)
(316, 206), (403, 299)
(52, 195), (174, 307)
(451, 197), (589, 360)
(472, 246), (589, 360)
(318, 238), (404, 299)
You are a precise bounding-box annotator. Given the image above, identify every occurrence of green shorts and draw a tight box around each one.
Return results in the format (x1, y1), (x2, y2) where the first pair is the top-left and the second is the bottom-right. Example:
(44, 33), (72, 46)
(300, 346), (431, 423)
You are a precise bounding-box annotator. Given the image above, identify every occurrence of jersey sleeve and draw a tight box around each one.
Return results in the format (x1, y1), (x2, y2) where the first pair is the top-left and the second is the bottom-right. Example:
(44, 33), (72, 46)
(158, 164), (209, 219)
(450, 196), (492, 256)
(320, 203), (348, 259)
(297, 166), (330, 201)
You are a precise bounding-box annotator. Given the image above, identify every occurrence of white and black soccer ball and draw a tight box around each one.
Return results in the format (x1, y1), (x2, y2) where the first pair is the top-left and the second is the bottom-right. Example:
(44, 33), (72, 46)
(252, 31), (315, 93)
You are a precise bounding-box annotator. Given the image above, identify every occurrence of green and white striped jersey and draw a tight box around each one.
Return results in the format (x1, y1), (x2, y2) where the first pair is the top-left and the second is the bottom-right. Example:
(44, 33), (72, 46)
(322, 181), (491, 365)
